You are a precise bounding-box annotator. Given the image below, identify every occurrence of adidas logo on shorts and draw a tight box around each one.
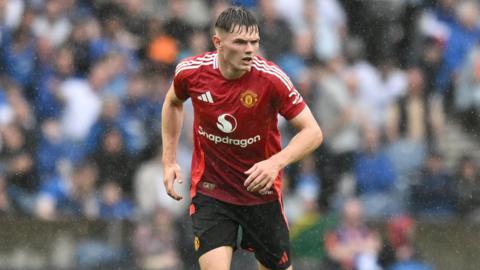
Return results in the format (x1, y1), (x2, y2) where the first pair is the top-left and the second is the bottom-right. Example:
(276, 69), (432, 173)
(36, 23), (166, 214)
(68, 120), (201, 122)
(278, 251), (289, 265)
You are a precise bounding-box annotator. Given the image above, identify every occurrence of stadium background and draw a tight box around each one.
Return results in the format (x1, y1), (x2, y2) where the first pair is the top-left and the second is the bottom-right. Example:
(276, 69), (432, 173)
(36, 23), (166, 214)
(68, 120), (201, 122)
(0, 0), (479, 269)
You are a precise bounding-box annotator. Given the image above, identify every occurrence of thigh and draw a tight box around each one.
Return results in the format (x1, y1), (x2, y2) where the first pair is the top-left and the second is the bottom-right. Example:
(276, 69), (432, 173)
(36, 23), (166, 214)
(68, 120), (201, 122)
(199, 246), (234, 270)
(238, 200), (291, 270)
(191, 193), (239, 259)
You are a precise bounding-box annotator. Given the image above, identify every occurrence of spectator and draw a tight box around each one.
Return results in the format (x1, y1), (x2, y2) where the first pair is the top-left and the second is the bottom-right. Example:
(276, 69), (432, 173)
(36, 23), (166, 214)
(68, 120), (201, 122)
(385, 69), (429, 202)
(435, 0), (480, 110)
(163, 0), (194, 51)
(417, 37), (445, 148)
(287, 154), (321, 223)
(289, 156), (337, 270)
(419, 0), (457, 45)
(376, 58), (409, 130)
(410, 150), (458, 218)
(119, 0), (149, 44)
(312, 57), (365, 208)
(177, 29), (210, 60)
(353, 128), (400, 218)
(454, 155), (480, 220)
(58, 60), (104, 161)
(355, 0), (406, 65)
(5, 82), (36, 133)
(315, 59), (364, 175)
(98, 181), (133, 220)
(84, 96), (131, 154)
(2, 8), (37, 101)
(133, 207), (182, 270)
(455, 44), (480, 130)
(36, 159), (99, 220)
(34, 45), (75, 121)
(144, 17), (179, 72)
(36, 118), (68, 181)
(343, 37), (385, 130)
(274, 0), (307, 35)
(0, 0), (24, 30)
(313, 0), (347, 61)
(143, 74), (168, 145)
(104, 52), (131, 98)
(0, 123), (37, 215)
(386, 68), (430, 143)
(31, 0), (72, 48)
(90, 2), (138, 65)
(120, 74), (151, 154)
(257, 0), (293, 62)
(276, 30), (314, 87)
(379, 215), (433, 270)
(92, 127), (134, 197)
(134, 145), (188, 219)
(68, 18), (94, 76)
(395, 0), (424, 67)
(325, 197), (382, 270)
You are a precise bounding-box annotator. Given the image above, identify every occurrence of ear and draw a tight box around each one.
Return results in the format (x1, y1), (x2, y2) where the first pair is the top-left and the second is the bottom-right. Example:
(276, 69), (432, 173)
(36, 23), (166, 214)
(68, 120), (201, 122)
(212, 34), (221, 51)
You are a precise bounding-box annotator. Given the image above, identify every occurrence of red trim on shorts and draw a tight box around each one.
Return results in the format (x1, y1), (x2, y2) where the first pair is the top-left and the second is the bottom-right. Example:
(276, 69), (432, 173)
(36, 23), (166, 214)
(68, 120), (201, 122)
(272, 175), (289, 229)
(278, 195), (289, 230)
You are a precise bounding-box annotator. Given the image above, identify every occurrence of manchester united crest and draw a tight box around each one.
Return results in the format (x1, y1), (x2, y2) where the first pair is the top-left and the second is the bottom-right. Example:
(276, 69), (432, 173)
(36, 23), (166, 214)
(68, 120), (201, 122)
(240, 90), (258, 108)
(194, 236), (200, 251)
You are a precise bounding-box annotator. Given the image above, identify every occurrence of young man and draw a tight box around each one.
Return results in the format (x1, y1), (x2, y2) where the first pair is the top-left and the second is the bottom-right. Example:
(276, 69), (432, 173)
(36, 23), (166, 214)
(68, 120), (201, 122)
(161, 7), (323, 270)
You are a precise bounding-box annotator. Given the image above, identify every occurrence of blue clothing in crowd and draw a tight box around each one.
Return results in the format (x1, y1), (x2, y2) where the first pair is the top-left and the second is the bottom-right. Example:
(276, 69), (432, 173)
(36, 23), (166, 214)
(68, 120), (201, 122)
(36, 136), (68, 181)
(389, 260), (434, 270)
(354, 151), (396, 194)
(99, 199), (133, 221)
(410, 168), (457, 216)
(435, 22), (480, 93)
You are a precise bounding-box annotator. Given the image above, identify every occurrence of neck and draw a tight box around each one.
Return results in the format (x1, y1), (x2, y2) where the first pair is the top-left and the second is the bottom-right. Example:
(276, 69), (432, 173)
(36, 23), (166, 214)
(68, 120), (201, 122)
(218, 53), (248, 80)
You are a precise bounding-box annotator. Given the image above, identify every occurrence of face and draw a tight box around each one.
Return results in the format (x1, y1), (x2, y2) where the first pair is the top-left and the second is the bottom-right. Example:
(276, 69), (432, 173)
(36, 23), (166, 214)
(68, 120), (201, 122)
(343, 199), (362, 225)
(214, 25), (260, 75)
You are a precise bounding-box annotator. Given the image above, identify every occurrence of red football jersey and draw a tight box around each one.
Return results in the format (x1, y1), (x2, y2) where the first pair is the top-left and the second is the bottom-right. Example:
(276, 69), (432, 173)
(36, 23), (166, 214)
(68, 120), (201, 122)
(173, 52), (306, 206)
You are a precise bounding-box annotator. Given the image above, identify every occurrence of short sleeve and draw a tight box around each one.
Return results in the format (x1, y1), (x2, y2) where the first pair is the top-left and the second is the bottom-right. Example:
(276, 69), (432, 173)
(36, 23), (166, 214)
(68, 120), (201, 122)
(173, 61), (191, 100)
(271, 69), (306, 120)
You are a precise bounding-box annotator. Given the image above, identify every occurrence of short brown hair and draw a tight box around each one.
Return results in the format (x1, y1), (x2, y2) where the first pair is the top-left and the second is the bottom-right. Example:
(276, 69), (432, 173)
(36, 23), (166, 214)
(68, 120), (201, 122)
(214, 6), (258, 34)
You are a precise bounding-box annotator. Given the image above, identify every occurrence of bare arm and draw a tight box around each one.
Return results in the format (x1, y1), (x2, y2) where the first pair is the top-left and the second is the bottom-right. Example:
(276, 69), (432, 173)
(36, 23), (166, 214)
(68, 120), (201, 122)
(161, 83), (186, 200)
(244, 106), (323, 193)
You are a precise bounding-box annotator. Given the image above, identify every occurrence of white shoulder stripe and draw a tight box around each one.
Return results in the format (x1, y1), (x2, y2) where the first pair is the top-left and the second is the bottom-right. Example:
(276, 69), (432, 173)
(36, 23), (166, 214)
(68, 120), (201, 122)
(213, 54), (218, 69)
(177, 54), (215, 65)
(176, 54), (213, 69)
(175, 60), (214, 76)
(252, 64), (292, 90)
(176, 54), (216, 70)
(252, 61), (294, 89)
(253, 59), (293, 89)
(253, 58), (292, 81)
(185, 53), (216, 63)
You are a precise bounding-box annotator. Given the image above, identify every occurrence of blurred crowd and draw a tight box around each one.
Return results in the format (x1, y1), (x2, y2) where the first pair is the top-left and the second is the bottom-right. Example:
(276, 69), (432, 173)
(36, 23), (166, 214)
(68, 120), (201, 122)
(0, 0), (480, 269)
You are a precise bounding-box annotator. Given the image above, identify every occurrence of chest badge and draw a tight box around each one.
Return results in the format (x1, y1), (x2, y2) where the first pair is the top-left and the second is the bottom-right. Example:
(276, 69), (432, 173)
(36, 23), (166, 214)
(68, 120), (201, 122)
(240, 90), (258, 108)
(194, 236), (200, 251)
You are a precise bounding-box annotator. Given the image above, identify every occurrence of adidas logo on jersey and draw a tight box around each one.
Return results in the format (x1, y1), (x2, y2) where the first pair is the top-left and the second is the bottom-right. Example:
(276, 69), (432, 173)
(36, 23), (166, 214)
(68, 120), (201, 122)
(197, 91), (214, 103)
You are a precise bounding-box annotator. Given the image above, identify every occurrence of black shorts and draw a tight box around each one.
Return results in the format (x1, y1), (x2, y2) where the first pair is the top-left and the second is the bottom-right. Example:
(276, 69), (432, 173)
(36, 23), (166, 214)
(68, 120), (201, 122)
(191, 193), (291, 270)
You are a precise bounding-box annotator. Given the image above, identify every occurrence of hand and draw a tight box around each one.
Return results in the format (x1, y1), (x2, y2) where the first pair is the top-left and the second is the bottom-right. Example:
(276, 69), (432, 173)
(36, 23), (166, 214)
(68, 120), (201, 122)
(162, 162), (183, 200)
(244, 159), (281, 194)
